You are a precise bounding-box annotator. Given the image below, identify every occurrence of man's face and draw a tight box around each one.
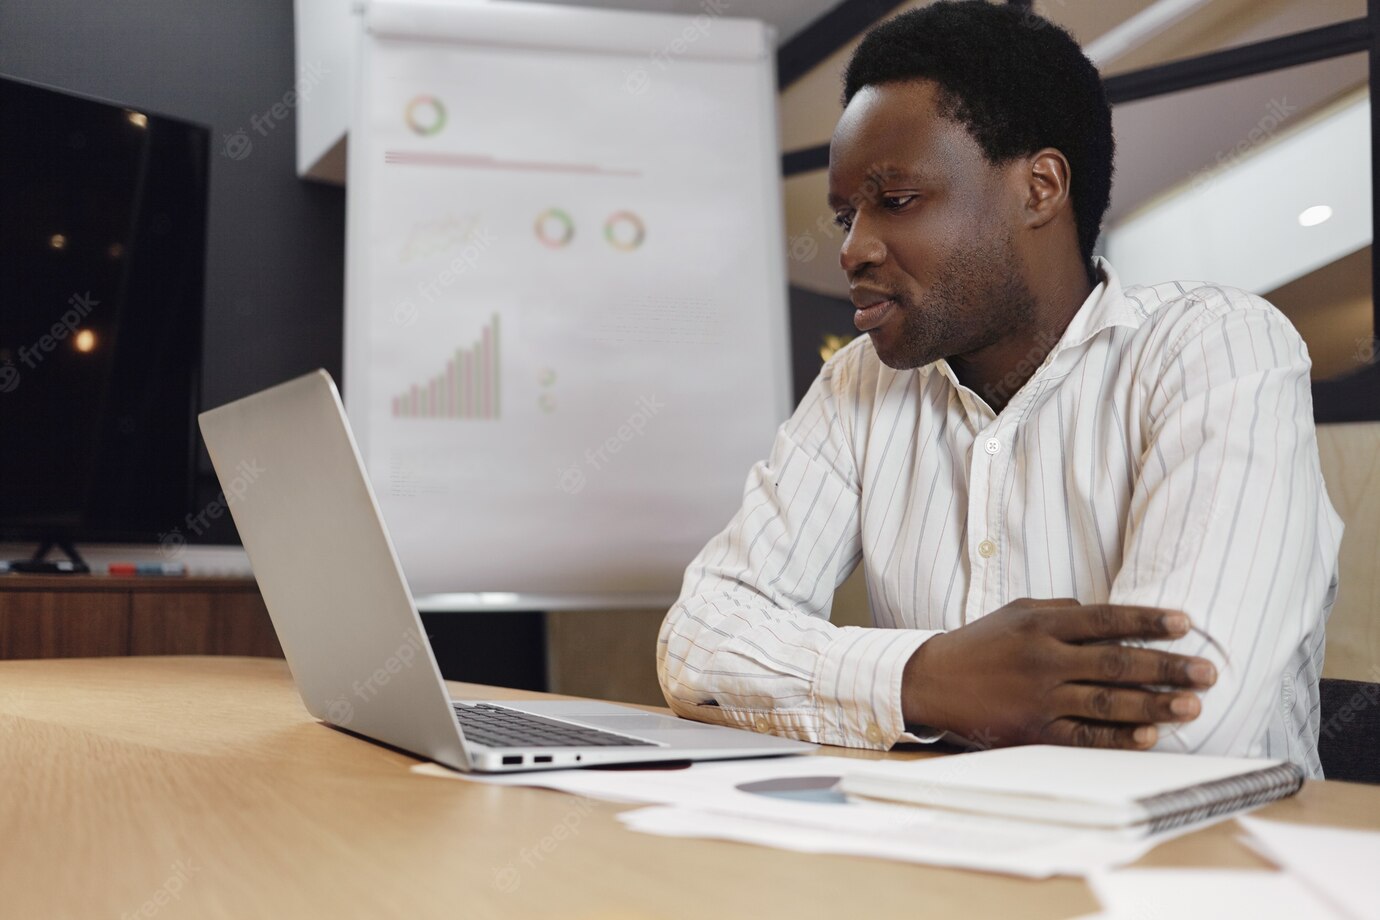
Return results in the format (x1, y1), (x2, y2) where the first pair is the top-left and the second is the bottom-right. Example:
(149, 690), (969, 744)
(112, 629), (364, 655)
(827, 80), (1036, 370)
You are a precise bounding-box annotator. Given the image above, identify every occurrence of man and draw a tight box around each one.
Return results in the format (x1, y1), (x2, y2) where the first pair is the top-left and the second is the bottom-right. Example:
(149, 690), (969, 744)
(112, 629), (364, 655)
(656, 1), (1343, 775)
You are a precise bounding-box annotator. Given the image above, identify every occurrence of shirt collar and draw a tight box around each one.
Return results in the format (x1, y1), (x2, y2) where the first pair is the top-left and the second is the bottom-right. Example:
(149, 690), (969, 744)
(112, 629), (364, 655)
(1056, 257), (1141, 352)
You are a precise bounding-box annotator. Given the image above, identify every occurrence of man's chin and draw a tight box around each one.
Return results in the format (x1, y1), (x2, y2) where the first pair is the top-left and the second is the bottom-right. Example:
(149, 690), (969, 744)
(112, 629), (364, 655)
(868, 329), (938, 371)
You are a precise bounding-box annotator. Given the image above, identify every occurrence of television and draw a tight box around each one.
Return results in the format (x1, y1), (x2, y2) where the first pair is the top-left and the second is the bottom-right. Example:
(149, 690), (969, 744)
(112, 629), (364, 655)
(0, 74), (209, 561)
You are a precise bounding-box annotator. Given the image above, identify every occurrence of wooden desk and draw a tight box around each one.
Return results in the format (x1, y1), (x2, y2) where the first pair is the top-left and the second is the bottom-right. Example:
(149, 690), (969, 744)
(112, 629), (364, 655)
(2, 657), (1377, 920)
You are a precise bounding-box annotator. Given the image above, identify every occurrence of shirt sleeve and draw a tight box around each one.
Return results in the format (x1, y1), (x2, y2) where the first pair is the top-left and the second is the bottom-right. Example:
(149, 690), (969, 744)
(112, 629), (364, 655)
(656, 344), (943, 749)
(1109, 290), (1343, 758)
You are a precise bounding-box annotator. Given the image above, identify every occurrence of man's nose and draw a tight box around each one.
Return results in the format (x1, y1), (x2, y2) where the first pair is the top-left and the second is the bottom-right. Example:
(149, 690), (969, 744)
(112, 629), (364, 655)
(839, 215), (885, 275)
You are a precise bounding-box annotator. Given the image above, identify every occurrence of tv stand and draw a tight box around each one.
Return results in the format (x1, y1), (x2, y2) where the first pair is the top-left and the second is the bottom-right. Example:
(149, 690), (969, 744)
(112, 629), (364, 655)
(6, 538), (90, 575)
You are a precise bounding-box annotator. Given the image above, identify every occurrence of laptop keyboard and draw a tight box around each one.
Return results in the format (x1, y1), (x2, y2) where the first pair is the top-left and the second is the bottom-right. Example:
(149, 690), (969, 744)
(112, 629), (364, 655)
(453, 703), (659, 749)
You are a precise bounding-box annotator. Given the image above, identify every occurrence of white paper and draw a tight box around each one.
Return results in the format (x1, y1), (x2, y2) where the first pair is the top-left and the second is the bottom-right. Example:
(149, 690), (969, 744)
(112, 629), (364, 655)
(1086, 868), (1345, 920)
(616, 801), (1168, 878)
(1238, 816), (1380, 920)
(413, 755), (1205, 877)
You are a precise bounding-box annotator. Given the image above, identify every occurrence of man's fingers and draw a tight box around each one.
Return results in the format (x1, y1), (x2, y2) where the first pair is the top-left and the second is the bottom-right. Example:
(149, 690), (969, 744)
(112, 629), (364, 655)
(1067, 645), (1217, 688)
(1047, 604), (1191, 642)
(1039, 718), (1158, 750)
(1054, 684), (1202, 724)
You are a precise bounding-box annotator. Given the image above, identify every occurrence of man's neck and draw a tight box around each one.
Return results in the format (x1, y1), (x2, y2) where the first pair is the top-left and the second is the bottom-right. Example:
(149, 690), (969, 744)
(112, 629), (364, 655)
(949, 261), (1097, 415)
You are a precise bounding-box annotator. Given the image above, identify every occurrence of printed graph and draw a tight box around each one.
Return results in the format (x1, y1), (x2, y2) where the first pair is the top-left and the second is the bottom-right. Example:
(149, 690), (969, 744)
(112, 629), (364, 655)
(391, 314), (500, 419)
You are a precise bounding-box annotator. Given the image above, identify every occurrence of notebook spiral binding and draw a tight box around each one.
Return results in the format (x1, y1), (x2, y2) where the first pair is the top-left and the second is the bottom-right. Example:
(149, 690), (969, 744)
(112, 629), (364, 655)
(1139, 762), (1307, 833)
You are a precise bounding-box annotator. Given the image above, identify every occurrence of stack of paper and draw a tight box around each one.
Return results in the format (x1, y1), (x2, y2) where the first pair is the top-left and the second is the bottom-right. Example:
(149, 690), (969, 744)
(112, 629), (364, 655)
(415, 755), (1201, 877)
(415, 746), (1376, 889)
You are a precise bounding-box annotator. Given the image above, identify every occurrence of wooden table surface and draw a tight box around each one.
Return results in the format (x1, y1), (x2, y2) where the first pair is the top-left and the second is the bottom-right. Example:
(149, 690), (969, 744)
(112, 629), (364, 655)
(2, 656), (1377, 920)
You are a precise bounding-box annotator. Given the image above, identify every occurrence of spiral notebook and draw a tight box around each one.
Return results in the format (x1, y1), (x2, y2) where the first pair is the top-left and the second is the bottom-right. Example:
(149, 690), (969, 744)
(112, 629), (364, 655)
(839, 745), (1305, 834)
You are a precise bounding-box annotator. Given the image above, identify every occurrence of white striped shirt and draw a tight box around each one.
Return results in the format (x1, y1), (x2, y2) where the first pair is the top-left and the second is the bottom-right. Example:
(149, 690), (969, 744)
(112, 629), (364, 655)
(657, 258), (1344, 776)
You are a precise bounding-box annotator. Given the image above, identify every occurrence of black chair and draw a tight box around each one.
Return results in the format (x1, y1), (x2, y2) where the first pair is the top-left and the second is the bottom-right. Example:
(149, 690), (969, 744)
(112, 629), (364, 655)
(1317, 678), (1380, 784)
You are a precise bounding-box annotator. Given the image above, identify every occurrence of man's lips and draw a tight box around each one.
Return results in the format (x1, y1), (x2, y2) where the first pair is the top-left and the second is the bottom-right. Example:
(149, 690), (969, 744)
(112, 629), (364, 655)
(854, 298), (897, 332)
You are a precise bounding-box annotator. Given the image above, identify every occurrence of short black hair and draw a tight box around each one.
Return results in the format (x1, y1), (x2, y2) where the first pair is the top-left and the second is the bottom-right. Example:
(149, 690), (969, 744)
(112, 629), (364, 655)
(842, 1), (1115, 269)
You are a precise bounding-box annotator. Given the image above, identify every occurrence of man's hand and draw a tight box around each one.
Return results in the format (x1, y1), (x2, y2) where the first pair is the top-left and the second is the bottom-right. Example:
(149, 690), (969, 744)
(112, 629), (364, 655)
(901, 597), (1216, 749)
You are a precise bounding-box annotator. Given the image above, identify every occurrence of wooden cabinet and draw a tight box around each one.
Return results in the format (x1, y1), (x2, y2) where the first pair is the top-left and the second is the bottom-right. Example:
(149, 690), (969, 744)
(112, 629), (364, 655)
(0, 575), (669, 706)
(0, 576), (282, 659)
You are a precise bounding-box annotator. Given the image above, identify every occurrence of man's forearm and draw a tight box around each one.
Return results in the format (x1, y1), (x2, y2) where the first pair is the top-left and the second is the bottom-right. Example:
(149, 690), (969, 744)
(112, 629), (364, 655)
(659, 590), (941, 748)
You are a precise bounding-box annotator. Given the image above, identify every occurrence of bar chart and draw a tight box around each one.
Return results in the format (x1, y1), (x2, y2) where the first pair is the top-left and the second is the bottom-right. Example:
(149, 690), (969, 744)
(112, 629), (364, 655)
(391, 313), (500, 419)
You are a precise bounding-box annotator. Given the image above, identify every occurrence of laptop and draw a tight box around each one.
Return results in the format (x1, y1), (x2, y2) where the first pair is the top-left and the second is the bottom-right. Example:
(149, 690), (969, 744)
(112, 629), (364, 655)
(198, 369), (814, 772)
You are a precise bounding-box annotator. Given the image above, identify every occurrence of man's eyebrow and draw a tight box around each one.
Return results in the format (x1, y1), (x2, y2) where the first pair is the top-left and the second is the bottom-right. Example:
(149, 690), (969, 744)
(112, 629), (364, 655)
(870, 166), (938, 184)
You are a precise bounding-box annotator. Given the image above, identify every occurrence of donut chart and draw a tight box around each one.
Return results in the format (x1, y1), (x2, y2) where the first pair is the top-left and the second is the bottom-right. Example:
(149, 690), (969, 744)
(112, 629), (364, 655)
(603, 210), (645, 251)
(404, 95), (446, 136)
(534, 208), (575, 248)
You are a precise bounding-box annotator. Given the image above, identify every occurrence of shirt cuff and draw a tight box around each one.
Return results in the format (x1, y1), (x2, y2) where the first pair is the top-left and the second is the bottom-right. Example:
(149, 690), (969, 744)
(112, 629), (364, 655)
(812, 627), (944, 749)
(897, 726), (948, 744)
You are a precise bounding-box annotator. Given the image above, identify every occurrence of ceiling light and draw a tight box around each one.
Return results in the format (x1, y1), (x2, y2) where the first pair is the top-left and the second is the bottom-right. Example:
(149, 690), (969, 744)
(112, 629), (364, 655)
(1298, 205), (1333, 228)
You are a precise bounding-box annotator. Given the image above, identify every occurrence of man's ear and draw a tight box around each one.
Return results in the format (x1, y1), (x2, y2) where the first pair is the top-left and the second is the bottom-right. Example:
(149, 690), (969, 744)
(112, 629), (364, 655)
(1019, 148), (1072, 231)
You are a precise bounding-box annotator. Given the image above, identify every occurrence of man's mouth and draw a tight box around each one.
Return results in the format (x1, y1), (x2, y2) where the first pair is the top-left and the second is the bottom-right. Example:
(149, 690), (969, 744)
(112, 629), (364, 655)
(854, 298), (897, 332)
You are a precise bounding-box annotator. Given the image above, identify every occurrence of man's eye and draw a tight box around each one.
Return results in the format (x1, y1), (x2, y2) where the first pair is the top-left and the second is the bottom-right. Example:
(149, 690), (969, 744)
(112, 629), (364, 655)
(832, 213), (853, 230)
(883, 195), (916, 211)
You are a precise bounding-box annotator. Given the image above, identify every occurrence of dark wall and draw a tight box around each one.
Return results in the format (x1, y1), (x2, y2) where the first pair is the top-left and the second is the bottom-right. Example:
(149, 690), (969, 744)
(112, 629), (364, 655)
(789, 284), (858, 406)
(1, 0), (346, 543)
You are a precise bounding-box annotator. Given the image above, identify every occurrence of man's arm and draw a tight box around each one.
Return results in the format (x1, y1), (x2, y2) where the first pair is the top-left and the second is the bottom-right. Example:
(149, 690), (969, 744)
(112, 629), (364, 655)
(1108, 290), (1343, 757)
(656, 344), (940, 748)
(661, 340), (1220, 751)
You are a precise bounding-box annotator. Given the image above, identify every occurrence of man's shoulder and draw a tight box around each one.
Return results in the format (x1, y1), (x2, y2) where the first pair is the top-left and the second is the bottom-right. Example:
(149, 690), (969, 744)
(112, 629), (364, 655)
(1123, 278), (1304, 363)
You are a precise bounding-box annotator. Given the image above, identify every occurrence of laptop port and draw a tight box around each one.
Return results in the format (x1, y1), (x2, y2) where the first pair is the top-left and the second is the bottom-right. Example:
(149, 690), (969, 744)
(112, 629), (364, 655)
(533, 755), (552, 764)
(502, 755), (523, 765)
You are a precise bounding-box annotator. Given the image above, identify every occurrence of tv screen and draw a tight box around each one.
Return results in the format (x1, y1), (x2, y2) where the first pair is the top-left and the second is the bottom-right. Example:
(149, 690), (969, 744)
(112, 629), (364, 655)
(0, 75), (209, 544)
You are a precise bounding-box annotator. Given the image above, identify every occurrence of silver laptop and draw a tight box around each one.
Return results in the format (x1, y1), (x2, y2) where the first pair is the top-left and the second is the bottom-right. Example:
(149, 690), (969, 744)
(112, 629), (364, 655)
(198, 369), (813, 772)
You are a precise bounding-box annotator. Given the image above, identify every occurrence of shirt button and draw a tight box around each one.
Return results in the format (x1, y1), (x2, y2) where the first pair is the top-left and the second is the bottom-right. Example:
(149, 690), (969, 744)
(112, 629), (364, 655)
(865, 722), (884, 744)
(754, 717), (770, 733)
(984, 438), (1001, 455)
(978, 539), (997, 558)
